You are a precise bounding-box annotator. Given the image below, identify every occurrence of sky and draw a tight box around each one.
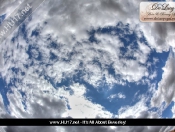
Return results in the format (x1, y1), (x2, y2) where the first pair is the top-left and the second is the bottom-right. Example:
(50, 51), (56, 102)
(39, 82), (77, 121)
(0, 0), (175, 132)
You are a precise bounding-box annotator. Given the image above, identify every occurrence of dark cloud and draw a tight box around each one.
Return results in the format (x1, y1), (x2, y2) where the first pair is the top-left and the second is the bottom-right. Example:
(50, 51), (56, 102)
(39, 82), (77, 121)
(100, 0), (126, 15)
(152, 23), (167, 45)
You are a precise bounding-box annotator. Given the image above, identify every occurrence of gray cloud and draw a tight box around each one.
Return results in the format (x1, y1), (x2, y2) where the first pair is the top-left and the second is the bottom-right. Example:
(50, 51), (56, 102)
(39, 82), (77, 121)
(6, 88), (67, 118)
(4, 126), (175, 132)
(5, 126), (58, 132)
(151, 50), (175, 107)
(0, 0), (20, 17)
(100, 0), (126, 15)
(152, 23), (167, 45)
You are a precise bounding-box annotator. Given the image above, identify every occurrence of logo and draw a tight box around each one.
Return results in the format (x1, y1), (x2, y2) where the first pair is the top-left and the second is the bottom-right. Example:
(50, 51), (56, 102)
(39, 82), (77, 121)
(140, 2), (175, 22)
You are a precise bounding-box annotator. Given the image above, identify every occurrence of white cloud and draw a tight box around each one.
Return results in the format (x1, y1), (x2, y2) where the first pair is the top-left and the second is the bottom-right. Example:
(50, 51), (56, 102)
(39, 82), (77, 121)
(0, 0), (175, 131)
(117, 93), (126, 99)
(2, 80), (113, 119)
(108, 93), (126, 102)
(171, 102), (175, 118)
(149, 71), (157, 80)
(56, 83), (113, 118)
(0, 94), (7, 117)
(118, 95), (160, 118)
(0, 0), (154, 90)
(0, 52), (4, 69)
(151, 50), (175, 108)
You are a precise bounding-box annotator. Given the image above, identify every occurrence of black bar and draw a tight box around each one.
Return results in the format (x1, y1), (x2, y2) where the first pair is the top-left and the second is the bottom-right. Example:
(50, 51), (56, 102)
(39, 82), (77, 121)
(0, 119), (175, 126)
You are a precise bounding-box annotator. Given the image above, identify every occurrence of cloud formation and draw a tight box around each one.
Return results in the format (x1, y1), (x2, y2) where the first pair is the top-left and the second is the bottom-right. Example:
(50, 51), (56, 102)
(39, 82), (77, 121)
(0, 0), (175, 132)
(151, 50), (175, 107)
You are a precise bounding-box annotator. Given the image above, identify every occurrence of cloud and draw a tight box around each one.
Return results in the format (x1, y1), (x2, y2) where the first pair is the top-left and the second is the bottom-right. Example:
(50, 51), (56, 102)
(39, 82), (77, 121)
(0, 0), (154, 90)
(151, 50), (175, 108)
(0, 0), (20, 17)
(0, 0), (170, 119)
(108, 93), (126, 102)
(0, 94), (14, 119)
(6, 87), (67, 118)
(139, 22), (175, 53)
(0, 0), (175, 132)
(172, 102), (175, 118)
(3, 125), (175, 132)
(56, 83), (113, 118)
(117, 95), (159, 118)
(0, 94), (7, 117)
(1, 0), (174, 54)
(117, 93), (126, 99)
(4, 126), (62, 132)
(66, 126), (175, 132)
(0, 52), (4, 69)
(0, 82), (115, 132)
